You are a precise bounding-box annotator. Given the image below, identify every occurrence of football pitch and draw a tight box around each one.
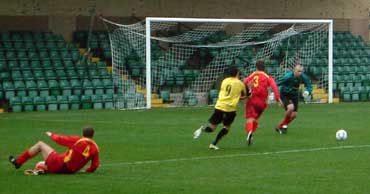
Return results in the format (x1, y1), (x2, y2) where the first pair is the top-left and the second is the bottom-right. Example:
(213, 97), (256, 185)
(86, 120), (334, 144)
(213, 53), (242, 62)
(1, 102), (370, 194)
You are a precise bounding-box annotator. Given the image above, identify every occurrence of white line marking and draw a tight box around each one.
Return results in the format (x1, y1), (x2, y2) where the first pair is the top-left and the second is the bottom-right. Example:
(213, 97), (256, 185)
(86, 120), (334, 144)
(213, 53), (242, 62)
(100, 144), (370, 168)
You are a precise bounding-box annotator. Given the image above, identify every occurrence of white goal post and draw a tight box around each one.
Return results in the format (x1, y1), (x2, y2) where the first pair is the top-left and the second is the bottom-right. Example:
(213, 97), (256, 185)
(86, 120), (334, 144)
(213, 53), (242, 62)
(102, 17), (333, 110)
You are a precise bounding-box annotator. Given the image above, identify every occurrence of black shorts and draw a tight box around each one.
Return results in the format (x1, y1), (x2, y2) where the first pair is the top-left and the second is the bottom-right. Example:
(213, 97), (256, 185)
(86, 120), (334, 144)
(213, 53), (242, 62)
(281, 92), (299, 112)
(208, 109), (236, 126)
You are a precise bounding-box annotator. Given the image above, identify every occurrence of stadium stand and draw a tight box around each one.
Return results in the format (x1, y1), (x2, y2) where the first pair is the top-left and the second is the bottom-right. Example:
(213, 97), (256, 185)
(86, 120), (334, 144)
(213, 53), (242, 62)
(0, 31), (114, 112)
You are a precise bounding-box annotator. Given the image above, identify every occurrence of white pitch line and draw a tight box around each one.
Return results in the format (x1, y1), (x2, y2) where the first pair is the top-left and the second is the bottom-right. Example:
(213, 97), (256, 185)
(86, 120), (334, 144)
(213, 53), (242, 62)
(100, 144), (370, 168)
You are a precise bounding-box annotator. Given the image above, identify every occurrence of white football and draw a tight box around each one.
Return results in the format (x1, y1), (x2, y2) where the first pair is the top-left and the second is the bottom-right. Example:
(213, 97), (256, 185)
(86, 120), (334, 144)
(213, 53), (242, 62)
(336, 129), (347, 140)
(302, 90), (309, 97)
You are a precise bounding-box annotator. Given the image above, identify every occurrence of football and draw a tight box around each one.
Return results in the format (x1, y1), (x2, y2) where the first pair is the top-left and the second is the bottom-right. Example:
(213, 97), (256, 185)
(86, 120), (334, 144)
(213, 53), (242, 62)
(336, 129), (347, 140)
(302, 90), (309, 98)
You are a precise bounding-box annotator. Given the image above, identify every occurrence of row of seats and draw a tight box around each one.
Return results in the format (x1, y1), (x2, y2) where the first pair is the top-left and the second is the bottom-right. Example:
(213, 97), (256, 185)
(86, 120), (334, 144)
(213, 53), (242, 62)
(0, 50), (80, 61)
(9, 94), (115, 112)
(1, 31), (64, 42)
(1, 78), (114, 99)
(339, 86), (370, 102)
(0, 68), (111, 81)
(0, 59), (106, 71)
(0, 41), (78, 51)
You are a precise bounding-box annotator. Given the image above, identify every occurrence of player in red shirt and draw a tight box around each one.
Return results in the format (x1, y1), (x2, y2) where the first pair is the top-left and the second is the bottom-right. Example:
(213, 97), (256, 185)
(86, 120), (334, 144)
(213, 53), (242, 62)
(244, 60), (282, 145)
(9, 126), (99, 175)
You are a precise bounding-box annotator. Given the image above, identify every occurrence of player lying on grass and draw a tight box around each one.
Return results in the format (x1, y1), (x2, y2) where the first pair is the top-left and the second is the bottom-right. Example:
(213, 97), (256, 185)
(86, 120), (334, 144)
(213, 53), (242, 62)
(193, 66), (251, 150)
(9, 126), (99, 175)
(276, 63), (312, 134)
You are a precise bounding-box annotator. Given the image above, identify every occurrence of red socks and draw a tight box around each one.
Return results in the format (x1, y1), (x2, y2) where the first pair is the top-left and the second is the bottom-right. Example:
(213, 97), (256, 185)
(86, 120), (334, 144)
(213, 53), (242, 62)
(245, 122), (253, 134)
(16, 150), (32, 165)
(245, 121), (259, 134)
(253, 121), (258, 132)
(279, 114), (291, 128)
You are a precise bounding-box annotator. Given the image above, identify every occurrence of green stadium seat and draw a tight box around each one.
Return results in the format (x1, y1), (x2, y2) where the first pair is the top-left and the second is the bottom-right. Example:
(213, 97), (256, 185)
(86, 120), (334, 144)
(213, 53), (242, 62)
(102, 78), (113, 93)
(341, 92), (351, 102)
(14, 81), (26, 97)
(41, 59), (53, 70)
(0, 60), (7, 71)
(81, 95), (92, 109)
(102, 94), (113, 109)
(10, 96), (22, 112)
(69, 95), (80, 110)
(59, 80), (72, 96)
(175, 71), (185, 86)
(76, 69), (88, 79)
(45, 70), (57, 80)
(135, 93), (145, 107)
(6, 51), (16, 60)
(46, 96), (58, 111)
(37, 80), (49, 97)
(28, 50), (39, 60)
(17, 51), (28, 60)
(125, 93), (136, 109)
(63, 60), (74, 69)
(8, 60), (19, 71)
(209, 89), (218, 104)
(66, 69), (79, 79)
(92, 79), (104, 95)
(11, 70), (23, 81)
(22, 96), (34, 112)
(60, 50), (71, 60)
(19, 60), (30, 70)
(359, 88), (368, 101)
(88, 69), (100, 79)
(33, 70), (45, 81)
(71, 79), (82, 95)
(34, 96), (46, 111)
(56, 69), (67, 80)
(49, 50), (60, 59)
(98, 69), (111, 79)
(57, 95), (69, 110)
(160, 90), (170, 103)
(92, 95), (103, 109)
(38, 51), (49, 60)
(3, 81), (15, 99)
(48, 80), (60, 96)
(30, 60), (42, 70)
(71, 50), (80, 62)
(52, 59), (64, 70)
(0, 71), (11, 81)
(26, 80), (38, 97)
(82, 79), (94, 96)
(184, 90), (197, 106)
(351, 90), (360, 101)
(22, 70), (34, 81)
(46, 42), (57, 50)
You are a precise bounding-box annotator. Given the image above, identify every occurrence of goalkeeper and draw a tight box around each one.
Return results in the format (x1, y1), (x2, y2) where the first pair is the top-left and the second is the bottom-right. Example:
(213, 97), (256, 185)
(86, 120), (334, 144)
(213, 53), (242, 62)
(276, 64), (312, 134)
(193, 66), (251, 150)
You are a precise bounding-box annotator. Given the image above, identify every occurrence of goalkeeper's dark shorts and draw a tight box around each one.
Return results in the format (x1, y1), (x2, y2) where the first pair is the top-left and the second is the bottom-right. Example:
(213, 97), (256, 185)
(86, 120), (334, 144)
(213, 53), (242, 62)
(281, 92), (299, 111)
(208, 108), (236, 126)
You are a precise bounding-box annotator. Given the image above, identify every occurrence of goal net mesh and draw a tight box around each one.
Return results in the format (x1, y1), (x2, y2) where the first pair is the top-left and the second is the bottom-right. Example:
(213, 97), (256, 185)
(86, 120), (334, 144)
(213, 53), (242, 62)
(102, 18), (330, 109)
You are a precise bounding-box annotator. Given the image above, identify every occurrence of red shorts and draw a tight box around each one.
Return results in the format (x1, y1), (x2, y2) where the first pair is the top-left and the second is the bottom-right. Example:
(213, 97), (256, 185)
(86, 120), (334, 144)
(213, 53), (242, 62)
(45, 151), (68, 173)
(245, 99), (267, 119)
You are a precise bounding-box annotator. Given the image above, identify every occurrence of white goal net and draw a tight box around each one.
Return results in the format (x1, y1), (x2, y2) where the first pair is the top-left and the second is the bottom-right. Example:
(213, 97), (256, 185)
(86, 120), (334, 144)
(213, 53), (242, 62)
(102, 17), (333, 109)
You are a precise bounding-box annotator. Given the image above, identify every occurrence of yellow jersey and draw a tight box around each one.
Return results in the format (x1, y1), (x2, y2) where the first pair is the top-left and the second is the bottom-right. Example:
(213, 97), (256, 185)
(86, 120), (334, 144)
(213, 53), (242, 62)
(215, 77), (246, 112)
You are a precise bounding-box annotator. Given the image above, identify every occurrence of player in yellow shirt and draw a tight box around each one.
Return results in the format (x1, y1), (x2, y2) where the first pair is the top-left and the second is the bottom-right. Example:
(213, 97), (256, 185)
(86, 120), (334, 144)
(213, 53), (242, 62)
(193, 66), (251, 150)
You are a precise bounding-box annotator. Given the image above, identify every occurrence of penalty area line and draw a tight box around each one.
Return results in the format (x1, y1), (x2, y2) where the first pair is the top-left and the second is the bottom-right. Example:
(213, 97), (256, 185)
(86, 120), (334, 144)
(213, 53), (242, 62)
(101, 144), (370, 168)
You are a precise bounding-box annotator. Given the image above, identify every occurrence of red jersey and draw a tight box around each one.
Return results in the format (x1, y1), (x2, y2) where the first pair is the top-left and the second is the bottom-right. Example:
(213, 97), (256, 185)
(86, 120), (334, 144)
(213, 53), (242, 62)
(50, 133), (100, 173)
(244, 70), (280, 103)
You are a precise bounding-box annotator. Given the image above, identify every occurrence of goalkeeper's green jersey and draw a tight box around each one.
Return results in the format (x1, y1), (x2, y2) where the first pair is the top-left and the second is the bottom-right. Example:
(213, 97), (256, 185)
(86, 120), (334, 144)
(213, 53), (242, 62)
(215, 77), (246, 112)
(277, 71), (312, 95)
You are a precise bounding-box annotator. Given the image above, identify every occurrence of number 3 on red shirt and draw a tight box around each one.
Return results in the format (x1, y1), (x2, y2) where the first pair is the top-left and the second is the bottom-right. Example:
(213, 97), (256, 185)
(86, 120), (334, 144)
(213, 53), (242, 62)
(253, 76), (259, 87)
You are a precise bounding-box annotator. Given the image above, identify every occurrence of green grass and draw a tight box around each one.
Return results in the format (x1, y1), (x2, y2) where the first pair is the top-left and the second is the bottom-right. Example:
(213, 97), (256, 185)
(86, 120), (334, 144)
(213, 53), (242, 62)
(1, 102), (370, 194)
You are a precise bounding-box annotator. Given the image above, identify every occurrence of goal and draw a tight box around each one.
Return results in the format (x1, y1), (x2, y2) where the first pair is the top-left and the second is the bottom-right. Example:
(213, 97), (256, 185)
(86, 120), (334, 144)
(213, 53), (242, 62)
(102, 17), (333, 109)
